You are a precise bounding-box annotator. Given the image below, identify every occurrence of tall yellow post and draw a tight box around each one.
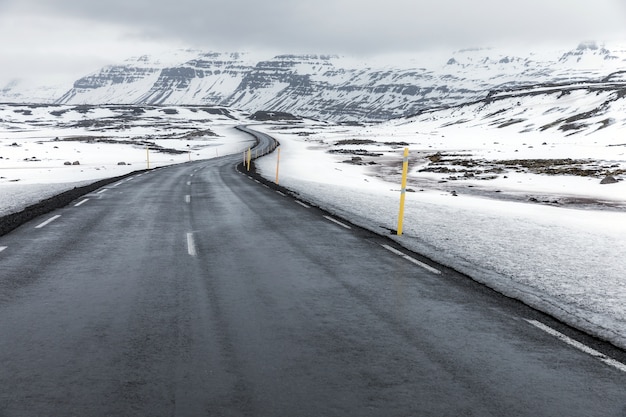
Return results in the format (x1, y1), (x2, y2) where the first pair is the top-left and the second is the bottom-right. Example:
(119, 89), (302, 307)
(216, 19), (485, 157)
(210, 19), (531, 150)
(146, 145), (150, 169)
(397, 148), (409, 236)
(246, 148), (252, 171)
(275, 147), (281, 184)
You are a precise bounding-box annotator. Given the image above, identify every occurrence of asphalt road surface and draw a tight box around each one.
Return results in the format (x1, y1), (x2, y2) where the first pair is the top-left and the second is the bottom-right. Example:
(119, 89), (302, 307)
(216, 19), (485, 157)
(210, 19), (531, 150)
(1, 128), (626, 416)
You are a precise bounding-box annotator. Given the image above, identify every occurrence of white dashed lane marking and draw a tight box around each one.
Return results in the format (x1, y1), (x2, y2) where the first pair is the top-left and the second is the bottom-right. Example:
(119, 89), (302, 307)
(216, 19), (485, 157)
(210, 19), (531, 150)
(74, 199), (89, 207)
(0, 246), (7, 253)
(525, 319), (626, 373)
(186, 233), (197, 257)
(381, 244), (442, 275)
(323, 216), (351, 230)
(295, 201), (310, 209)
(35, 215), (61, 229)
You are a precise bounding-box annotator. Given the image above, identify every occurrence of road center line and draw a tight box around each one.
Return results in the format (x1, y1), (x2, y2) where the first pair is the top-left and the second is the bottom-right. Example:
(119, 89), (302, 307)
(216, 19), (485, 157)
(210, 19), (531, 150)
(295, 201), (310, 209)
(525, 319), (626, 373)
(186, 232), (197, 257)
(35, 215), (61, 229)
(323, 215), (352, 230)
(381, 244), (442, 275)
(74, 199), (89, 207)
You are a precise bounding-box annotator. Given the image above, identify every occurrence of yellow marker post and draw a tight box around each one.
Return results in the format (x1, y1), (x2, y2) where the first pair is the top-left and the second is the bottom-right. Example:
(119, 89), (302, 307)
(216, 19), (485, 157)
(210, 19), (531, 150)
(146, 145), (150, 169)
(275, 147), (281, 184)
(246, 148), (252, 171)
(397, 148), (409, 236)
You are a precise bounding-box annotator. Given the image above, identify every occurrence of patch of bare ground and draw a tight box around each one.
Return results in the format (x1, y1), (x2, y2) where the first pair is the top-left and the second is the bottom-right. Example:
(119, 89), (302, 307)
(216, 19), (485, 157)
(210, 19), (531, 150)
(329, 140), (410, 166)
(54, 137), (189, 155)
(421, 153), (626, 179)
(369, 151), (626, 211)
(334, 139), (409, 147)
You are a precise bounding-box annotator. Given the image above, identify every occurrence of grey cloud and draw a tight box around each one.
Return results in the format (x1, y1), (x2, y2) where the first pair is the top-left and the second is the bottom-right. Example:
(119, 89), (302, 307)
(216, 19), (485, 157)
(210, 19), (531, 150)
(3, 0), (626, 54)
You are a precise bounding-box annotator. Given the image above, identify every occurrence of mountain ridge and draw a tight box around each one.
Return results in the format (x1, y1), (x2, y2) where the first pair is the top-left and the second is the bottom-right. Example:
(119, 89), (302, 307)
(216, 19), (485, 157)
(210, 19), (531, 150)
(2, 42), (626, 122)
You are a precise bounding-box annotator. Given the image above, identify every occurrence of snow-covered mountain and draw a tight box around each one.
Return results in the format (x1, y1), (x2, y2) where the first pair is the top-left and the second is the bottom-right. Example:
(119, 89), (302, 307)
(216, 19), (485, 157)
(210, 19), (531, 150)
(2, 42), (626, 122)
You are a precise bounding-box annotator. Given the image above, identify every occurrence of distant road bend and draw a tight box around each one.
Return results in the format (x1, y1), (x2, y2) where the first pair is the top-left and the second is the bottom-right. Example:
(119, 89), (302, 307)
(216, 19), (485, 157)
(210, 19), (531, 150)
(0, 126), (625, 416)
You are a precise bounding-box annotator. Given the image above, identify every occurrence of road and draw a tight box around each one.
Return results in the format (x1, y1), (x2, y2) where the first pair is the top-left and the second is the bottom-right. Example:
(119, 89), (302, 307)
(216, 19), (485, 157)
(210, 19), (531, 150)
(1, 127), (626, 416)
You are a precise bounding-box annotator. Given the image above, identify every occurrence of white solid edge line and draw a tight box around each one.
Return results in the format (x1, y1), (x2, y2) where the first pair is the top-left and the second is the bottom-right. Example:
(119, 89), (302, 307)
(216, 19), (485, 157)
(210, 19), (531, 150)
(35, 215), (61, 229)
(323, 215), (351, 230)
(525, 319), (626, 373)
(186, 232), (197, 257)
(74, 199), (89, 207)
(381, 244), (442, 275)
(295, 201), (310, 208)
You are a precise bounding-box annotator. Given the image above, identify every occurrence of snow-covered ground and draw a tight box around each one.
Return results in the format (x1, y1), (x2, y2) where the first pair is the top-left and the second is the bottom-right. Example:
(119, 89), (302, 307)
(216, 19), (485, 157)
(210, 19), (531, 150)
(2, 103), (626, 350)
(0, 104), (254, 215)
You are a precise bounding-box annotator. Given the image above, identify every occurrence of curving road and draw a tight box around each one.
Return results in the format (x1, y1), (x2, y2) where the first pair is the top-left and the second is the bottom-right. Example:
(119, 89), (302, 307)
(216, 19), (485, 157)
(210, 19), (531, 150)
(1, 127), (626, 416)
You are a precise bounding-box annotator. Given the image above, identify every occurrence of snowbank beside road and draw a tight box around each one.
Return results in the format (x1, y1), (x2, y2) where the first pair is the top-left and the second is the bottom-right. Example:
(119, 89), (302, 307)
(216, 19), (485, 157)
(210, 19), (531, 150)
(254, 124), (626, 349)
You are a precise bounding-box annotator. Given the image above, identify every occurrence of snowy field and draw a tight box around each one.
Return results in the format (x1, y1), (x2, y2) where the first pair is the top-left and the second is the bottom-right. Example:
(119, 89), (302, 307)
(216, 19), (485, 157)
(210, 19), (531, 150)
(2, 103), (626, 350)
(0, 104), (254, 215)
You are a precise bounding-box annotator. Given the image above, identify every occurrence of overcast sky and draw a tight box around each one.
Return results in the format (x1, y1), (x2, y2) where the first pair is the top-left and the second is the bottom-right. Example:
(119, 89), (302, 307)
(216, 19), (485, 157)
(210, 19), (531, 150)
(1, 0), (625, 85)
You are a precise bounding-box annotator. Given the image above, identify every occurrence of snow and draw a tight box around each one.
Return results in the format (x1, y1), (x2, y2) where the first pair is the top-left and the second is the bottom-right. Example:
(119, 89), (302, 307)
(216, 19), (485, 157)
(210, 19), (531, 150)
(2, 102), (626, 350)
(0, 104), (254, 214)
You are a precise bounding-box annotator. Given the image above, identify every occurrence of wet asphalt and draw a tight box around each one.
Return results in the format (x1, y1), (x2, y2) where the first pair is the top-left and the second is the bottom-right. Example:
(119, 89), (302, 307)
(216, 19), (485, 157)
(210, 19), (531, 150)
(1, 137), (626, 416)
